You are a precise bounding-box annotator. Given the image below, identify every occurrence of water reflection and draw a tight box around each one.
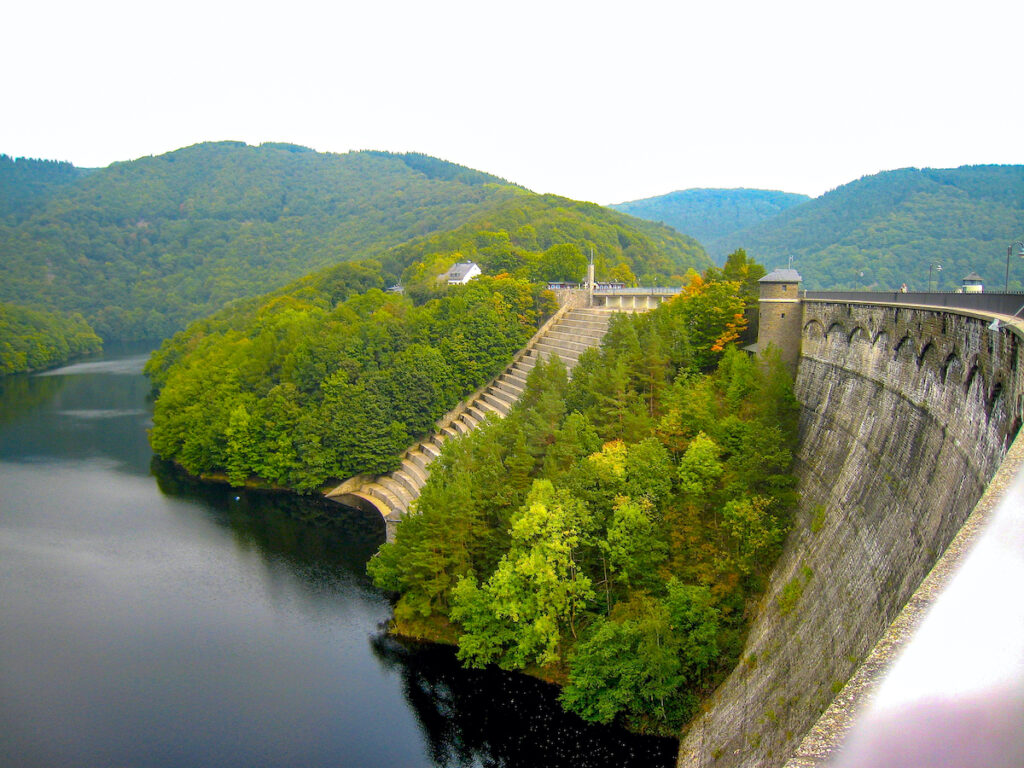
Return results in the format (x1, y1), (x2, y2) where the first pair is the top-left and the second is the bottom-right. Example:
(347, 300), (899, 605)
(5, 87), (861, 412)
(151, 458), (386, 583)
(372, 634), (678, 768)
(0, 372), (68, 426)
(0, 355), (153, 472)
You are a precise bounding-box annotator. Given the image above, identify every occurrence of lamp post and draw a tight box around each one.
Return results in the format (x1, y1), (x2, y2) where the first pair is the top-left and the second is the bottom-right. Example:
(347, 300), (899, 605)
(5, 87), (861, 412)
(1005, 241), (1024, 292)
(929, 262), (942, 292)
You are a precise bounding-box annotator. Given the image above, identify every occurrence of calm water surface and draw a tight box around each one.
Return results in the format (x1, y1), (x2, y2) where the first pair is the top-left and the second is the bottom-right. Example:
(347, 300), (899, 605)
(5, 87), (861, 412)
(0, 347), (676, 768)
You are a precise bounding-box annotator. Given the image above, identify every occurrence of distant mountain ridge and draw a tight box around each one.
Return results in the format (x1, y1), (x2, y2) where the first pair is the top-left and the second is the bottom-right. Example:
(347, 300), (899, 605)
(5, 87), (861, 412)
(0, 142), (707, 340)
(610, 188), (810, 254)
(710, 165), (1024, 291)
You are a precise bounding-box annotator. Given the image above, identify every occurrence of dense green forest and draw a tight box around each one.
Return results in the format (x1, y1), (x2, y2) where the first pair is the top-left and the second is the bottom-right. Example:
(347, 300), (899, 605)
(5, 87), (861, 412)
(610, 188), (809, 252)
(0, 142), (708, 341)
(707, 165), (1024, 290)
(368, 254), (799, 735)
(0, 302), (102, 375)
(0, 154), (88, 223)
(146, 263), (558, 491)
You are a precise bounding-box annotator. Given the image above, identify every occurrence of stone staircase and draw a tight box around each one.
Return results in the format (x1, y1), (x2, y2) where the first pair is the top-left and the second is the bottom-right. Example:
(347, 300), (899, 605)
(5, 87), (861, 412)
(326, 307), (615, 537)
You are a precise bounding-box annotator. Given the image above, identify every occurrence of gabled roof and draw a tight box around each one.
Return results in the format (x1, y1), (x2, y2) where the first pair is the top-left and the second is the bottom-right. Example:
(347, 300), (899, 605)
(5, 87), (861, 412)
(962, 272), (984, 282)
(445, 261), (480, 281)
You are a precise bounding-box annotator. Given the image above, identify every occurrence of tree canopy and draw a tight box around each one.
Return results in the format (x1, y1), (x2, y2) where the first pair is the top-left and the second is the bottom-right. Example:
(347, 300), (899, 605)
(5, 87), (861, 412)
(0, 302), (102, 375)
(368, 257), (800, 735)
(146, 268), (556, 491)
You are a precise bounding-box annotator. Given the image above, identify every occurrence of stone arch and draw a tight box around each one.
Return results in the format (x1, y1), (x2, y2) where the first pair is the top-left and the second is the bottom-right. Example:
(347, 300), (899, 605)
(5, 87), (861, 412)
(941, 352), (963, 385)
(872, 329), (889, 347)
(986, 376), (1005, 422)
(803, 319), (825, 338)
(964, 363), (987, 399)
(847, 326), (869, 344)
(893, 335), (916, 361)
(333, 491), (388, 522)
(826, 321), (847, 341)
(917, 341), (940, 370)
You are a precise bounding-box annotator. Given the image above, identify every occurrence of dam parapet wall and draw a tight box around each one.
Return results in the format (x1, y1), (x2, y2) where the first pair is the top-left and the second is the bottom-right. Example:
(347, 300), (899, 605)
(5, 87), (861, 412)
(678, 299), (1023, 768)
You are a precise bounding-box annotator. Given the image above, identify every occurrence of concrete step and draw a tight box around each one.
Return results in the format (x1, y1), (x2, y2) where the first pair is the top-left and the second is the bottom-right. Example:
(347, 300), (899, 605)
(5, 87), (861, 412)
(532, 348), (575, 366)
(563, 315), (613, 328)
(473, 397), (505, 417)
(534, 337), (588, 357)
(496, 375), (524, 396)
(378, 476), (414, 507)
(366, 482), (403, 513)
(503, 369), (529, 388)
(441, 425), (460, 440)
(481, 390), (512, 415)
(510, 361), (535, 380)
(402, 455), (429, 483)
(392, 468), (422, 497)
(546, 328), (606, 346)
(460, 411), (479, 429)
(466, 404), (491, 423)
(492, 380), (523, 402)
(421, 442), (442, 460)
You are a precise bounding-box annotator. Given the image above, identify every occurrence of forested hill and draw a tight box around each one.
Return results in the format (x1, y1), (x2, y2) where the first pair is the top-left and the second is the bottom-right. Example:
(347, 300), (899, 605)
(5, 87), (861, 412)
(0, 141), (708, 341)
(610, 188), (809, 254)
(709, 165), (1024, 291)
(0, 142), (522, 340)
(0, 154), (88, 223)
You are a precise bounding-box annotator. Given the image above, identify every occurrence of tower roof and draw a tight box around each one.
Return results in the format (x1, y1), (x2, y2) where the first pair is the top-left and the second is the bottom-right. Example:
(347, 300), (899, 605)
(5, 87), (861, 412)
(759, 268), (802, 284)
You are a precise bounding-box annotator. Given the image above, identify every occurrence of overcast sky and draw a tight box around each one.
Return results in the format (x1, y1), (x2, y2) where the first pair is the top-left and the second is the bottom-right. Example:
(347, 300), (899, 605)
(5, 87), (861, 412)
(3, 0), (1021, 205)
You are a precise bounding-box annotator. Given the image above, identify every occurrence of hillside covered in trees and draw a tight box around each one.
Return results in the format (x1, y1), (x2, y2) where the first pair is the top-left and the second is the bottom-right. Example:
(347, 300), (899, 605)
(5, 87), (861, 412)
(610, 188), (809, 253)
(368, 255), (798, 735)
(0, 302), (102, 375)
(146, 261), (559, 492)
(0, 142), (708, 342)
(708, 165), (1024, 290)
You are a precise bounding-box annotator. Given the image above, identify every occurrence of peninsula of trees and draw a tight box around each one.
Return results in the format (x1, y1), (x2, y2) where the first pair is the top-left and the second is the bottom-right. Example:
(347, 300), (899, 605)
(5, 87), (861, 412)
(0, 302), (102, 375)
(368, 253), (798, 735)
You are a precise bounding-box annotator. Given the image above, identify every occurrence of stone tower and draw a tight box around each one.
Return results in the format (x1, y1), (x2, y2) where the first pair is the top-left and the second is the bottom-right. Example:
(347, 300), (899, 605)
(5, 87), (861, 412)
(754, 268), (802, 375)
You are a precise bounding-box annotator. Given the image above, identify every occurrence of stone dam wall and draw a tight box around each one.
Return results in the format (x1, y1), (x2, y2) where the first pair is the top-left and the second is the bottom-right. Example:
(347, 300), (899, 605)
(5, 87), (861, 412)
(677, 300), (1023, 767)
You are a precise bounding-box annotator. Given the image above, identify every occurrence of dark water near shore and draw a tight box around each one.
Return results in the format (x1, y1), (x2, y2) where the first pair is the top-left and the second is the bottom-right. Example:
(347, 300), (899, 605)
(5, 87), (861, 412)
(0, 346), (676, 768)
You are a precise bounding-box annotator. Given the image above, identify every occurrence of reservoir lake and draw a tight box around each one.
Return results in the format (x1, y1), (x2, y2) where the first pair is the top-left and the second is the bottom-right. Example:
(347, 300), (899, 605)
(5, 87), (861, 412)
(0, 345), (676, 768)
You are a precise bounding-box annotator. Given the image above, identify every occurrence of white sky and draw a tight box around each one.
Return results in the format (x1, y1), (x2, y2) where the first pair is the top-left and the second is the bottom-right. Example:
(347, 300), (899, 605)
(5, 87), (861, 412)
(2, 0), (1021, 205)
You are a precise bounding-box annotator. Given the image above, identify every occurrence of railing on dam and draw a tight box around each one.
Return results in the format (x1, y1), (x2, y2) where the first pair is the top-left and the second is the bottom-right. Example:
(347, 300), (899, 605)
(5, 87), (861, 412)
(805, 289), (1024, 316)
(593, 286), (683, 296)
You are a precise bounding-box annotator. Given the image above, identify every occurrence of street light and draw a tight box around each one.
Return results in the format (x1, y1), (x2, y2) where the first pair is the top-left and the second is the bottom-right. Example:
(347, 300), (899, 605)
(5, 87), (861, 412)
(929, 262), (942, 292)
(1005, 241), (1024, 292)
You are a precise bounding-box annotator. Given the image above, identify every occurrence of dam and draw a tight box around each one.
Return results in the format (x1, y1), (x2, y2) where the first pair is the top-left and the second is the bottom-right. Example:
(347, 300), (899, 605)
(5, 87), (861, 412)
(678, 271), (1024, 767)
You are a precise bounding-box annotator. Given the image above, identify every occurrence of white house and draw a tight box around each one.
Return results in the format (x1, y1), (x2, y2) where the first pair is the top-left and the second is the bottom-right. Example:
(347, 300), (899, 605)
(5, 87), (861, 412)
(441, 261), (482, 285)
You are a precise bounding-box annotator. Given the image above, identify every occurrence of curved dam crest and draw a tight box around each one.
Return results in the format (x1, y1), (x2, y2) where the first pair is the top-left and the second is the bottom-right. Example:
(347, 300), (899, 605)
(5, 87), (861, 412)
(678, 295), (1023, 767)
